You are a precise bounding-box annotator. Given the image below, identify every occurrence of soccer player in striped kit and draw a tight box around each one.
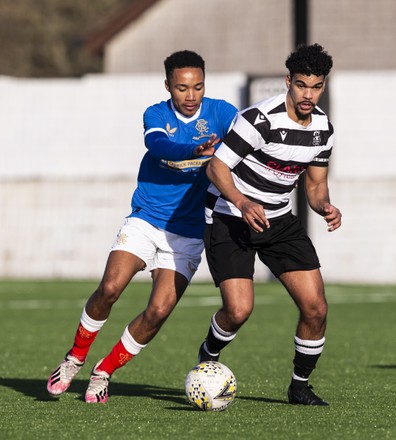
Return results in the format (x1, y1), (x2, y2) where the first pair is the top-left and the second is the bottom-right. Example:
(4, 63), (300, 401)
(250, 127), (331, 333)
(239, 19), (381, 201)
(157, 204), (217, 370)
(198, 44), (342, 406)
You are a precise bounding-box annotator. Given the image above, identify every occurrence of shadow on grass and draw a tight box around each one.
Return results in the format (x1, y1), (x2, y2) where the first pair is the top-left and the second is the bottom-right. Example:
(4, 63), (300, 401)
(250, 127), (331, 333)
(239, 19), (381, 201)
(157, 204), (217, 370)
(0, 377), (288, 407)
(166, 394), (288, 411)
(237, 395), (288, 405)
(370, 364), (396, 369)
(0, 377), (187, 406)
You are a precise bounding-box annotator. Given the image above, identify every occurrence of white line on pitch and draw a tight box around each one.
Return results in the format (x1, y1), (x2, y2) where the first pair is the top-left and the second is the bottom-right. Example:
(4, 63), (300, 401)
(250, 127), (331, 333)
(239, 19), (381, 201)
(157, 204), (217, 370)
(1, 292), (395, 309)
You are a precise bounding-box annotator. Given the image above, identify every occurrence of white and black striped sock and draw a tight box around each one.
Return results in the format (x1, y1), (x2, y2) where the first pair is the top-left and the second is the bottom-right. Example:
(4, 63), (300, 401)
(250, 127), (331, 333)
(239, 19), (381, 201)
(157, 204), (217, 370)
(292, 336), (325, 383)
(205, 313), (237, 355)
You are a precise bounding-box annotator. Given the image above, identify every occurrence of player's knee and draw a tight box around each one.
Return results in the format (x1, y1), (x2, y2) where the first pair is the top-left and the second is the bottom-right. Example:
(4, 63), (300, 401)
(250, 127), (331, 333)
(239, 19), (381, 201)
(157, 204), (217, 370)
(97, 281), (122, 305)
(227, 304), (253, 327)
(318, 301), (328, 319)
(302, 300), (327, 322)
(144, 304), (172, 326)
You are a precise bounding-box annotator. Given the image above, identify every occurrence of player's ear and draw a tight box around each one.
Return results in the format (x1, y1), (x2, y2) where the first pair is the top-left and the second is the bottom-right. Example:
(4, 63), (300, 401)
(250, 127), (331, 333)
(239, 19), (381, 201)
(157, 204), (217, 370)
(165, 80), (170, 92)
(285, 75), (291, 89)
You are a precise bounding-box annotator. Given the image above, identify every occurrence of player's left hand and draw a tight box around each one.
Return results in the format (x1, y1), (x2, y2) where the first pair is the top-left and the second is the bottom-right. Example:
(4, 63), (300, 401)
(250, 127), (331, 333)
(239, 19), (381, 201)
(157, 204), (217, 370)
(193, 134), (220, 157)
(323, 203), (342, 232)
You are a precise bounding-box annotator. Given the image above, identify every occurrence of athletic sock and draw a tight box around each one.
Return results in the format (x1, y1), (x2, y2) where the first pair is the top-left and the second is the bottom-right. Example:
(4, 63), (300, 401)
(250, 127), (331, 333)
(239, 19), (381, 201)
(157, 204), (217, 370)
(291, 336), (325, 386)
(96, 327), (147, 376)
(205, 313), (237, 355)
(69, 308), (107, 362)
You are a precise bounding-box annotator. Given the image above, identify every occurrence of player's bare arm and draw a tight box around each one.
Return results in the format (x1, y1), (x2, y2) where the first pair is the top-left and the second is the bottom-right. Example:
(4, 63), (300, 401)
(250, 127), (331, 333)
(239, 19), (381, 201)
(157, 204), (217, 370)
(305, 166), (342, 232)
(206, 156), (270, 232)
(193, 134), (219, 157)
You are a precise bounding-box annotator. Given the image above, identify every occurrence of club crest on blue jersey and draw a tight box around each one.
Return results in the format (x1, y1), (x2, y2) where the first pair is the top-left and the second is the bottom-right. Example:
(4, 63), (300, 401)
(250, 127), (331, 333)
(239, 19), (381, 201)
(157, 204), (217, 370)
(193, 119), (215, 140)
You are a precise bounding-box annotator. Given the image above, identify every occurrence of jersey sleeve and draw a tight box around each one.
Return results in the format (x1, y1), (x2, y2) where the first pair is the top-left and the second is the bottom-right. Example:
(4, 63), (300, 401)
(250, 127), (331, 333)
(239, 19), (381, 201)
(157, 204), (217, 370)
(217, 100), (238, 137)
(215, 108), (261, 169)
(143, 105), (196, 161)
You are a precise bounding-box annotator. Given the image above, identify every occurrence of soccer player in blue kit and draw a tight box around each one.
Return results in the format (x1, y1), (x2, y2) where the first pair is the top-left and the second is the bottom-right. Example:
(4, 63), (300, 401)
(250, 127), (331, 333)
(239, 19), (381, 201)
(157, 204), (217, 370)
(47, 50), (237, 403)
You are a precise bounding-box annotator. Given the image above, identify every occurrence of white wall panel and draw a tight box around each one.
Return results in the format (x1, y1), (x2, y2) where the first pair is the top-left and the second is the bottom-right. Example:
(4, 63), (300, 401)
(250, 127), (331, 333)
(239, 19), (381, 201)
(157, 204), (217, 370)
(1, 72), (395, 283)
(0, 73), (245, 282)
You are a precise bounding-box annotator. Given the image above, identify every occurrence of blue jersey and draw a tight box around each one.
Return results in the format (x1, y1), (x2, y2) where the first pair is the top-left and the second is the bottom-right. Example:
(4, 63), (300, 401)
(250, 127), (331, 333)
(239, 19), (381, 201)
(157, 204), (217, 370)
(129, 97), (237, 239)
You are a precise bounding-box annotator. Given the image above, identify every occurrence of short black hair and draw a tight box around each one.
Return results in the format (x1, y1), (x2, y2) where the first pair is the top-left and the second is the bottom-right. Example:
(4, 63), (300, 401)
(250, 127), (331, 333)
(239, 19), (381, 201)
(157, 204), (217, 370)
(285, 43), (333, 78)
(164, 50), (205, 81)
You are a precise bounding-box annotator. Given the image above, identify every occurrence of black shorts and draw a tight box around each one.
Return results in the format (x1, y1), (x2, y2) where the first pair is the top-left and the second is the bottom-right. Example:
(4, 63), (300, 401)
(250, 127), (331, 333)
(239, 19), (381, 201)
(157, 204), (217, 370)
(204, 212), (321, 286)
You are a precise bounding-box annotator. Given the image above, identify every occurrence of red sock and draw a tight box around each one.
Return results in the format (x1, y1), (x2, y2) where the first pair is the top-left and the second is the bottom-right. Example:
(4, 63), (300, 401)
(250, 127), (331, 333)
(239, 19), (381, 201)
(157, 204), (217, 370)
(69, 323), (99, 362)
(96, 339), (134, 376)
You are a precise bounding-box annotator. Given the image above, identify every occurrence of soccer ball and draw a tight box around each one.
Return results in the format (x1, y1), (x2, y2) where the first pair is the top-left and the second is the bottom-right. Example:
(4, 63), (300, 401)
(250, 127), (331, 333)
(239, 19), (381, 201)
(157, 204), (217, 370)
(185, 361), (237, 411)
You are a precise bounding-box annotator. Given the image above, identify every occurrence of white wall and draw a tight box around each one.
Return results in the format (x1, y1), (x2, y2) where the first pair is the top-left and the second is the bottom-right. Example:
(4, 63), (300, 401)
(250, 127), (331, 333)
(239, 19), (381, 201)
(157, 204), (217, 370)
(0, 73), (246, 281)
(1, 72), (395, 284)
(0, 73), (244, 179)
(309, 71), (396, 284)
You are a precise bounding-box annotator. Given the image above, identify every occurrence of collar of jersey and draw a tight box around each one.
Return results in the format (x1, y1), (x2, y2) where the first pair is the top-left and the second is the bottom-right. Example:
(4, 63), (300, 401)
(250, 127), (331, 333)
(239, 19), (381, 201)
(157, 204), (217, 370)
(170, 100), (202, 123)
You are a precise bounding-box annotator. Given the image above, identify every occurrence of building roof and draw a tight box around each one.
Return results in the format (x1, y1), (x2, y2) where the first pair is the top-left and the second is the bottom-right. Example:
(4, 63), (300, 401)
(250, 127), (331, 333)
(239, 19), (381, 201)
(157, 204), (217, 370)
(85, 0), (161, 54)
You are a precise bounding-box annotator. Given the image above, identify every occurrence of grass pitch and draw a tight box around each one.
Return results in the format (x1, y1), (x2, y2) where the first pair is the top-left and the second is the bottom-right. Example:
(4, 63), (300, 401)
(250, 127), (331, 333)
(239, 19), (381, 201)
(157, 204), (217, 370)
(0, 280), (395, 439)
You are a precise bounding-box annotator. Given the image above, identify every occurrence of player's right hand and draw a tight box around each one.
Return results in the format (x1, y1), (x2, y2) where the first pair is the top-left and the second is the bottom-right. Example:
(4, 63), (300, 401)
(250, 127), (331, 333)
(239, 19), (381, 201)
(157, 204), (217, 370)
(238, 200), (270, 232)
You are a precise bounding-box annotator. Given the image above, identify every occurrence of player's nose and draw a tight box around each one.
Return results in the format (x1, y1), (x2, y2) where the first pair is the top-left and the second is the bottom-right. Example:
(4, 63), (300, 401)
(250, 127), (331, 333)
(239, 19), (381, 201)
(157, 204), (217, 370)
(186, 89), (196, 100)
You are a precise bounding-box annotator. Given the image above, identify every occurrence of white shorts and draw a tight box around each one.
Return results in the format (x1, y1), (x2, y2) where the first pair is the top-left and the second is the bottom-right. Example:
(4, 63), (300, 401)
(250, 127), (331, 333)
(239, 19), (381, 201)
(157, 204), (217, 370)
(111, 217), (204, 282)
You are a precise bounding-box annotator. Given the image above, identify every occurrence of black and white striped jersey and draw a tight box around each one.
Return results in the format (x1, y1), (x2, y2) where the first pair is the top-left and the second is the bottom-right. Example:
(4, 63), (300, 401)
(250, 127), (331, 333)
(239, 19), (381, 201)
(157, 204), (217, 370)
(205, 93), (334, 223)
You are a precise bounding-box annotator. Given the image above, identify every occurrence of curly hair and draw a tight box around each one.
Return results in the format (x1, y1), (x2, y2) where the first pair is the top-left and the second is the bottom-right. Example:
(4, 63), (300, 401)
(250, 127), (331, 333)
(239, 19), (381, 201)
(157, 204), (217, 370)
(164, 50), (205, 81)
(285, 43), (333, 78)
